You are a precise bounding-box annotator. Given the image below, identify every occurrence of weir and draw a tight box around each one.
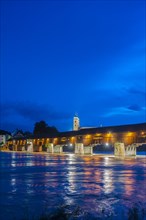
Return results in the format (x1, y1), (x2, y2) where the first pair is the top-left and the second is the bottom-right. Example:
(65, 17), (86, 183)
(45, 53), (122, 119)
(4, 141), (146, 156)
(113, 142), (146, 156)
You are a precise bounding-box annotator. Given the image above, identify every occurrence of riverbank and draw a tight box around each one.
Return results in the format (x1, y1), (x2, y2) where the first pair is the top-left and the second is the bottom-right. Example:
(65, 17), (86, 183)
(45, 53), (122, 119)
(1, 150), (146, 158)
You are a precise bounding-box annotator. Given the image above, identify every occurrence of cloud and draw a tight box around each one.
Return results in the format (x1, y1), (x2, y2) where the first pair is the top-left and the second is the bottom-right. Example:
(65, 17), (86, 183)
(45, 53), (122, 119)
(0, 101), (72, 131)
(127, 104), (142, 112)
(104, 105), (145, 117)
(104, 107), (133, 117)
(126, 87), (146, 96)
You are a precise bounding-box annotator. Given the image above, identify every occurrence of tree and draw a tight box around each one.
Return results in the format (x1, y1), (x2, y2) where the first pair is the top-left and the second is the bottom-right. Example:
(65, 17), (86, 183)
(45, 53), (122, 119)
(33, 120), (58, 135)
(23, 131), (32, 137)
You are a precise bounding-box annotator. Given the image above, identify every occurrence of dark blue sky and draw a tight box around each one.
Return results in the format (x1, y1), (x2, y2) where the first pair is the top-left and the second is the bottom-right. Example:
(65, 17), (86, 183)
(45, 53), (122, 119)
(0, 0), (145, 132)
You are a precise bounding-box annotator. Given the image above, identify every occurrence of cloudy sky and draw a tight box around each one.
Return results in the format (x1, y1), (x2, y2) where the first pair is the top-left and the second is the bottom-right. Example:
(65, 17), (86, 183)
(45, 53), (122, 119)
(0, 0), (145, 132)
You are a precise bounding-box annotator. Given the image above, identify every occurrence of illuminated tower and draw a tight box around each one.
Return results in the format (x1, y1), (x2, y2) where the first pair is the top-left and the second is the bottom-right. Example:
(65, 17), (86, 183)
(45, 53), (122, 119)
(73, 114), (80, 131)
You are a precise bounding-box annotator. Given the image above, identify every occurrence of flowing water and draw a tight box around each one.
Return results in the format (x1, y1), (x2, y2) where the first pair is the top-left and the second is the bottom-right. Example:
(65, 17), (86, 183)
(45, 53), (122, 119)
(0, 152), (146, 220)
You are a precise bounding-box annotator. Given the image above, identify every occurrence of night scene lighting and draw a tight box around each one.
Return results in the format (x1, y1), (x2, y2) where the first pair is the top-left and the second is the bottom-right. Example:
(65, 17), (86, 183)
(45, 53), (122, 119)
(0, 0), (146, 220)
(0, 0), (145, 132)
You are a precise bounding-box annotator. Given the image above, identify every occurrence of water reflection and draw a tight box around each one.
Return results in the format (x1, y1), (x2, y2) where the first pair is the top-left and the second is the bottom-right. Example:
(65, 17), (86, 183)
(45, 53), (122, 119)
(0, 152), (146, 220)
(124, 170), (135, 196)
(104, 157), (109, 166)
(103, 169), (114, 194)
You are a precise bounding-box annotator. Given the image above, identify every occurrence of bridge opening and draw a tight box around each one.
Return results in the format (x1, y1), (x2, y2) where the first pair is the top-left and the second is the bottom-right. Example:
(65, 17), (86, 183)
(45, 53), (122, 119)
(93, 144), (114, 154)
(136, 144), (146, 155)
(62, 144), (75, 153)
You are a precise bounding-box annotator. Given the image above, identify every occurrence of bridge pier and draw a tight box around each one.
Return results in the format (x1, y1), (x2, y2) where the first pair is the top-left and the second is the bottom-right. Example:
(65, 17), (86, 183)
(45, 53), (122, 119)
(53, 145), (63, 153)
(114, 142), (125, 156)
(84, 145), (93, 154)
(125, 144), (136, 156)
(114, 142), (138, 156)
(75, 143), (84, 154)
(22, 146), (25, 151)
(38, 146), (42, 152)
(46, 143), (54, 153)
(13, 145), (17, 151)
(27, 140), (33, 152)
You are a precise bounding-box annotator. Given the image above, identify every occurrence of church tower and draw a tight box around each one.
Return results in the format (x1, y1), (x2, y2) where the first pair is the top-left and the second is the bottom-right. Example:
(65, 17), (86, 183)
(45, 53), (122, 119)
(73, 114), (80, 131)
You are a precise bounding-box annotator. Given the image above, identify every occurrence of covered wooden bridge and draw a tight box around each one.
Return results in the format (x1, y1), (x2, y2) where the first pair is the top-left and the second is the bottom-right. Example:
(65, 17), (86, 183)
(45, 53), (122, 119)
(6, 123), (146, 156)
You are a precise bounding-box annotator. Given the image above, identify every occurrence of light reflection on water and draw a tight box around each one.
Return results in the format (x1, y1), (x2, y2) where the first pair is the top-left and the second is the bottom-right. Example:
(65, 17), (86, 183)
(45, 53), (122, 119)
(0, 152), (146, 220)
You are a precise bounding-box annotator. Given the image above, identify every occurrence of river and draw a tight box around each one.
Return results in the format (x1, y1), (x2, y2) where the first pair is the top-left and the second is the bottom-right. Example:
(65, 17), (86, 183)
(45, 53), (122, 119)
(0, 152), (146, 220)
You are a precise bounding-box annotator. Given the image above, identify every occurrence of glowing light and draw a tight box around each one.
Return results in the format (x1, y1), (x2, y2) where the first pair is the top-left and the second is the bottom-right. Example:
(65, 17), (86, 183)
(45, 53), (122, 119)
(127, 132), (133, 136)
(107, 132), (112, 137)
(96, 133), (101, 136)
(61, 137), (67, 141)
(86, 134), (91, 138)
(105, 143), (109, 146)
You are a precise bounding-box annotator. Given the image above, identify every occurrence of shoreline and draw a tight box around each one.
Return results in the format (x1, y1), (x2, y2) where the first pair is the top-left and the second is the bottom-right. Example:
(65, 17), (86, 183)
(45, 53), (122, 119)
(0, 150), (145, 158)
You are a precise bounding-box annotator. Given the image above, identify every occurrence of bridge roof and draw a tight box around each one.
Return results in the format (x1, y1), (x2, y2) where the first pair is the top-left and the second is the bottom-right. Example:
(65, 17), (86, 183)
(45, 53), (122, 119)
(58, 122), (146, 137)
(8, 122), (146, 140)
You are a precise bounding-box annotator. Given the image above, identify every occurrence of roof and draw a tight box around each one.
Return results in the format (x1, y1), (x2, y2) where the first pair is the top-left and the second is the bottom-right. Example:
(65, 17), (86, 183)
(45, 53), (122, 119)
(0, 130), (11, 135)
(8, 122), (146, 140)
(58, 122), (146, 137)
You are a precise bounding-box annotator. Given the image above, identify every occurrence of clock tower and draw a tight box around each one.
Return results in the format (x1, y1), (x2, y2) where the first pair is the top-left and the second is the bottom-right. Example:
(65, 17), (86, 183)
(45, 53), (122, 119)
(73, 114), (80, 131)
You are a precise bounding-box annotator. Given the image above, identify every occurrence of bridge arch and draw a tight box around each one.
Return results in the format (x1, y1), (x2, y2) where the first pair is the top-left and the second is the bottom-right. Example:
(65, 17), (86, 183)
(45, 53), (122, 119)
(62, 144), (75, 153)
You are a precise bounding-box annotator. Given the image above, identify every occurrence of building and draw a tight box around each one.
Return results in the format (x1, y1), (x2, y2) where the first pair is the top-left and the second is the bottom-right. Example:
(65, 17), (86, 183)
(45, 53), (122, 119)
(73, 114), (80, 131)
(0, 130), (11, 146)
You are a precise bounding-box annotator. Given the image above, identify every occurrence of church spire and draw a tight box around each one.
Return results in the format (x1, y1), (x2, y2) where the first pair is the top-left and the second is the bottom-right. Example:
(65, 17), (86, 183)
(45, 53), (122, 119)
(73, 114), (80, 131)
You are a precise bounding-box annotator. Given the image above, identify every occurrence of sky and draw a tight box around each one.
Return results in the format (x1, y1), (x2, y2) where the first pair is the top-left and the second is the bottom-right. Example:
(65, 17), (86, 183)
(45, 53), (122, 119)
(0, 0), (145, 132)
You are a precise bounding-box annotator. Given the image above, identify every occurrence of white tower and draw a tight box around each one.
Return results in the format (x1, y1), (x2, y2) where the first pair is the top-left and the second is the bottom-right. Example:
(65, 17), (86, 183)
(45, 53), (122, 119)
(73, 114), (80, 131)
